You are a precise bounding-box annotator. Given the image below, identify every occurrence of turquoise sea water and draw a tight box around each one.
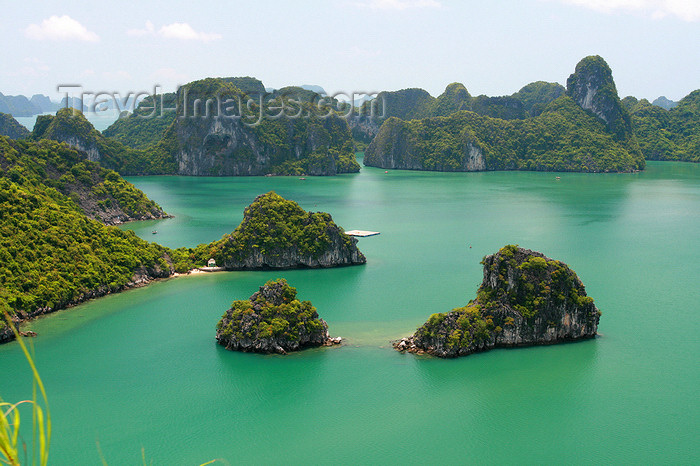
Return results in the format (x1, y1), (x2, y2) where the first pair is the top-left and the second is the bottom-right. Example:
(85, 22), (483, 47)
(1, 158), (699, 464)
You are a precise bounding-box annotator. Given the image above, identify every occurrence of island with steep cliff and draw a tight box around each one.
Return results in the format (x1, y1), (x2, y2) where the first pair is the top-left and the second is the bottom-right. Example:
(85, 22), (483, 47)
(38, 78), (360, 176)
(394, 245), (601, 358)
(216, 278), (340, 354)
(204, 191), (366, 269)
(364, 56), (644, 173)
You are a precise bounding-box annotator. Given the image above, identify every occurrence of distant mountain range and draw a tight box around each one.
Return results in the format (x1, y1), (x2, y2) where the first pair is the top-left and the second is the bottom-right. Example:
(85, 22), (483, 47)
(0, 92), (59, 117)
(0, 93), (147, 117)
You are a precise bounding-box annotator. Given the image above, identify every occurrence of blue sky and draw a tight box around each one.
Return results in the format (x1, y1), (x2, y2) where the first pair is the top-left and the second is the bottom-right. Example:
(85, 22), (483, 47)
(2, 0), (699, 101)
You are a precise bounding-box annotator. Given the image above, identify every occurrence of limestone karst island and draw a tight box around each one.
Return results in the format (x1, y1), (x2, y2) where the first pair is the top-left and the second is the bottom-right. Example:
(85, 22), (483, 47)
(394, 246), (600, 358)
(1, 2), (699, 463)
(216, 278), (341, 354)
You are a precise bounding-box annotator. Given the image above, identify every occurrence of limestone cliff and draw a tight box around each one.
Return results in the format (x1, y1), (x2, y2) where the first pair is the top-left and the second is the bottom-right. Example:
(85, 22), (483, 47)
(364, 56), (644, 173)
(395, 245), (600, 358)
(210, 191), (366, 269)
(566, 55), (633, 141)
(216, 278), (337, 354)
(158, 78), (359, 176)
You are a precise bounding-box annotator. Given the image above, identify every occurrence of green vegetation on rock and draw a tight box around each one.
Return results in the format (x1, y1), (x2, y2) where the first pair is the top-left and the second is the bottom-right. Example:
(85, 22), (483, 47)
(512, 81), (566, 117)
(0, 136), (167, 224)
(566, 55), (634, 142)
(0, 176), (174, 338)
(0, 113), (30, 139)
(207, 191), (366, 269)
(626, 91), (700, 162)
(216, 278), (331, 354)
(396, 245), (600, 358)
(366, 95), (644, 172)
(365, 56), (644, 173)
(102, 92), (177, 150)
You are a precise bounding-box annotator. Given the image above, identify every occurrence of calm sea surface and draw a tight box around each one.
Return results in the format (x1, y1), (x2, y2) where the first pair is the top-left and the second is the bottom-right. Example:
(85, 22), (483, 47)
(1, 157), (699, 464)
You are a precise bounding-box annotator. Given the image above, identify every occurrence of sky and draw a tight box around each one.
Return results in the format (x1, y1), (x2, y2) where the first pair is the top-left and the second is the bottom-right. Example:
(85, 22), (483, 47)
(2, 0), (699, 102)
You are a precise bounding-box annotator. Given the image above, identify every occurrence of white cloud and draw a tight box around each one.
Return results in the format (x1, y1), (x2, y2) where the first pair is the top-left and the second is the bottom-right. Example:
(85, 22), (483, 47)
(158, 22), (222, 42)
(25, 15), (99, 42)
(355, 0), (442, 10)
(126, 21), (222, 42)
(549, 0), (700, 21)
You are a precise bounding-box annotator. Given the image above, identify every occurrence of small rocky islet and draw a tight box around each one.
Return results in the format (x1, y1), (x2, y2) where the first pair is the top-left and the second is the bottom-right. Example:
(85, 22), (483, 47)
(207, 191), (366, 270)
(395, 245), (601, 358)
(216, 278), (341, 354)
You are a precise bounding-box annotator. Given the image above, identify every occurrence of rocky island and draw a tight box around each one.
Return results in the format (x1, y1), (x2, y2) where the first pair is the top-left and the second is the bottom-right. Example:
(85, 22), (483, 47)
(42, 78), (361, 176)
(395, 245), (601, 358)
(364, 56), (644, 173)
(216, 278), (340, 354)
(207, 191), (366, 269)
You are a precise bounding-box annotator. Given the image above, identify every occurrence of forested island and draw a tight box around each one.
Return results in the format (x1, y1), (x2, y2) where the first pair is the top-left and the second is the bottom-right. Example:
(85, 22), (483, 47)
(206, 191), (366, 269)
(622, 91), (700, 162)
(24, 78), (360, 176)
(364, 56), (645, 172)
(395, 245), (600, 358)
(216, 278), (340, 354)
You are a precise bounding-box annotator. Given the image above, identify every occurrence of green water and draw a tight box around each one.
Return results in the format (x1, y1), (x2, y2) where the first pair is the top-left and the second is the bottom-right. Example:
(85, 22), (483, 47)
(2, 159), (699, 464)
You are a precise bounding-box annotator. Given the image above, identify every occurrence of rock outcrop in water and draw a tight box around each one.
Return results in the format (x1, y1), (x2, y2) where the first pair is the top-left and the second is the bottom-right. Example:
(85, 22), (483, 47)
(394, 245), (600, 358)
(209, 191), (366, 269)
(216, 278), (339, 354)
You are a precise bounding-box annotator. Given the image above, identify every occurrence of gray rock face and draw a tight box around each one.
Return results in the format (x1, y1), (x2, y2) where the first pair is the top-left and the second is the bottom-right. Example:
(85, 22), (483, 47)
(566, 55), (632, 141)
(396, 246), (600, 358)
(61, 136), (102, 162)
(220, 232), (366, 270)
(167, 113), (354, 176)
(347, 115), (381, 145)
